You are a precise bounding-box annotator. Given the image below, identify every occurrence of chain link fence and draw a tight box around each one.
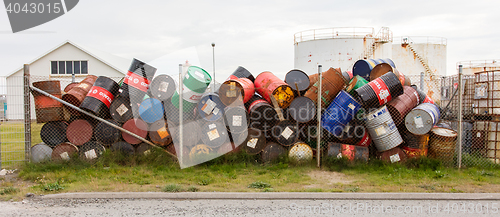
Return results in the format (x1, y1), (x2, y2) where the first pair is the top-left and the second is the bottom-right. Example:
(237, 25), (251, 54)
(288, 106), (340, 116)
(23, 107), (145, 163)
(2, 60), (500, 169)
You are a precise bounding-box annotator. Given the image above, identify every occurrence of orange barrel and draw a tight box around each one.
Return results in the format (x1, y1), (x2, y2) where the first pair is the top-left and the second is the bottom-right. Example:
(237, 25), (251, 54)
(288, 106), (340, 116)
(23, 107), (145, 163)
(120, 58), (157, 102)
(51, 142), (78, 162)
(66, 119), (94, 146)
(227, 66), (255, 82)
(40, 121), (68, 148)
(370, 63), (411, 86)
(63, 82), (79, 93)
(287, 97), (316, 123)
(285, 69), (310, 95)
(111, 141), (135, 155)
(387, 86), (420, 125)
(32, 81), (63, 123)
(245, 94), (279, 133)
(378, 147), (407, 163)
(304, 67), (346, 108)
(308, 73), (318, 89)
(428, 127), (457, 165)
(94, 120), (121, 145)
(30, 143), (53, 163)
(244, 128), (267, 155)
(402, 132), (429, 159)
(224, 105), (248, 134)
(288, 142), (313, 164)
(254, 71), (295, 109)
(353, 71), (403, 108)
(109, 96), (134, 123)
(170, 120), (201, 148)
(219, 77), (255, 106)
(261, 142), (287, 163)
(79, 141), (105, 162)
(148, 120), (172, 147)
(121, 118), (148, 145)
(80, 76), (120, 119)
(62, 75), (98, 115)
(149, 74), (176, 101)
(271, 120), (299, 147)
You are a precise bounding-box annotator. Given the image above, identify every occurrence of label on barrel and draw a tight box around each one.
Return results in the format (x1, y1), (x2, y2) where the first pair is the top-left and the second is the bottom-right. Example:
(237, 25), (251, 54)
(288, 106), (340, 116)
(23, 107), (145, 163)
(202, 99), (216, 115)
(348, 103), (355, 111)
(181, 84), (204, 103)
(368, 78), (391, 105)
(208, 129), (220, 141)
(423, 95), (435, 104)
(415, 115), (424, 128)
(209, 123), (216, 130)
(158, 82), (169, 93)
(195, 71), (205, 80)
(60, 152), (70, 160)
(157, 126), (170, 139)
(247, 138), (258, 148)
(390, 154), (401, 163)
(356, 131), (371, 147)
(85, 149), (98, 160)
(87, 86), (114, 108)
(213, 107), (220, 115)
(375, 125), (387, 136)
(233, 115), (242, 127)
(78, 83), (89, 89)
(116, 104), (129, 116)
(124, 71), (151, 92)
(281, 127), (294, 140)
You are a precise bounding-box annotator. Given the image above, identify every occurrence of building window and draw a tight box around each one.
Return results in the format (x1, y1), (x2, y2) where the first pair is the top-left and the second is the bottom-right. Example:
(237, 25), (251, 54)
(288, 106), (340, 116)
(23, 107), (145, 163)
(51, 61), (88, 75)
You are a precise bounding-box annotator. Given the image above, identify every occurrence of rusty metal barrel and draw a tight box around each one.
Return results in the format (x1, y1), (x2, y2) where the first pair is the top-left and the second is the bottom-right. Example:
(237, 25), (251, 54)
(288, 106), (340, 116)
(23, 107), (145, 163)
(121, 118), (148, 145)
(405, 103), (441, 135)
(402, 131), (429, 159)
(387, 86), (420, 125)
(66, 119), (94, 146)
(149, 74), (176, 101)
(63, 82), (79, 93)
(285, 69), (310, 95)
(148, 120), (172, 147)
(32, 81), (64, 123)
(378, 147), (407, 164)
(261, 142), (287, 163)
(79, 141), (105, 162)
(94, 120), (121, 145)
(40, 121), (68, 148)
(271, 120), (298, 147)
(244, 128), (267, 155)
(354, 71), (403, 108)
(227, 66), (255, 82)
(51, 142), (78, 162)
(364, 106), (403, 152)
(62, 75), (98, 115)
(80, 76), (120, 118)
(245, 94), (279, 133)
(254, 71), (295, 109)
(428, 127), (457, 165)
(120, 58), (157, 102)
(370, 63), (411, 87)
(219, 77), (255, 106)
(304, 67), (346, 108)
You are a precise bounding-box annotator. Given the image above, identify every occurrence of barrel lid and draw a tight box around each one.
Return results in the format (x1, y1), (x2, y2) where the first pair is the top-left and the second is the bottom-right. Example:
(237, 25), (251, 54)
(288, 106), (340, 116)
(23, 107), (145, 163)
(187, 66), (211, 84)
(51, 142), (78, 161)
(289, 142), (313, 164)
(79, 141), (105, 162)
(288, 97), (316, 123)
(41, 121), (68, 147)
(150, 74), (176, 100)
(138, 98), (164, 124)
(94, 120), (121, 145)
(285, 69), (310, 92)
(244, 128), (267, 155)
(31, 143), (53, 163)
(200, 120), (229, 148)
(224, 106), (248, 133)
(431, 127), (458, 137)
(66, 119), (93, 146)
(189, 144), (213, 160)
(369, 63), (394, 81)
(261, 142), (287, 163)
(122, 119), (148, 144)
(271, 120), (298, 147)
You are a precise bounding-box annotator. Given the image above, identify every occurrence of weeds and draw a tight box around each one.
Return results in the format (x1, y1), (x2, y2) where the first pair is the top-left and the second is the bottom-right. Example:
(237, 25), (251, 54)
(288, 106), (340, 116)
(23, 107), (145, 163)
(39, 181), (64, 192)
(162, 184), (182, 193)
(344, 186), (360, 192)
(248, 181), (271, 189)
(187, 186), (199, 192)
(0, 187), (18, 195)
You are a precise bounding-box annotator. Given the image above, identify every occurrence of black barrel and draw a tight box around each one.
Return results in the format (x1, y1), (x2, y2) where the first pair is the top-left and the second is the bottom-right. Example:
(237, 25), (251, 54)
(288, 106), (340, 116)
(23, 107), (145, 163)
(148, 120), (173, 147)
(111, 141), (135, 155)
(79, 141), (106, 162)
(170, 120), (201, 147)
(164, 98), (196, 126)
(228, 66), (255, 82)
(136, 143), (152, 155)
(244, 128), (267, 155)
(261, 142), (287, 163)
(80, 76), (120, 118)
(285, 69), (310, 95)
(109, 96), (135, 123)
(200, 120), (229, 148)
(197, 92), (225, 122)
(245, 94), (279, 133)
(354, 71), (403, 108)
(40, 121), (68, 148)
(287, 96), (316, 123)
(120, 58), (157, 101)
(149, 74), (176, 101)
(271, 120), (299, 147)
(94, 120), (122, 145)
(224, 106), (249, 134)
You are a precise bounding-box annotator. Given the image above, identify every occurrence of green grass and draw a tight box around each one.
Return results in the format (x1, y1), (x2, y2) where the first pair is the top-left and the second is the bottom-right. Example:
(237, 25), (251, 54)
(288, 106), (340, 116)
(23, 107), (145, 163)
(1, 121), (43, 168)
(162, 184), (183, 192)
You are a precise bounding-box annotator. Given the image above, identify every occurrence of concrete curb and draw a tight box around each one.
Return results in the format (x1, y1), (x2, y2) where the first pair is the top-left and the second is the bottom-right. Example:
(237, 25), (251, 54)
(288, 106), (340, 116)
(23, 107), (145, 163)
(40, 192), (500, 200)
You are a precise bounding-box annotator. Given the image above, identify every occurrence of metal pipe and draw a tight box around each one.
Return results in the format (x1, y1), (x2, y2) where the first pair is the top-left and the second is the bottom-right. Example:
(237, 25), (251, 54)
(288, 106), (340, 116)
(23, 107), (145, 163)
(24, 64), (31, 162)
(316, 65), (322, 168)
(458, 65), (463, 169)
(212, 43), (216, 93)
(29, 86), (178, 160)
(178, 64), (184, 166)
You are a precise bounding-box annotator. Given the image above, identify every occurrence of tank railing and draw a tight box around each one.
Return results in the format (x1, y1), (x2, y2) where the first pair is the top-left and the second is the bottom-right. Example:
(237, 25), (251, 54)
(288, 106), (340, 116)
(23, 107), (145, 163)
(294, 27), (375, 44)
(375, 27), (393, 43)
(399, 36), (447, 45)
(457, 60), (500, 69)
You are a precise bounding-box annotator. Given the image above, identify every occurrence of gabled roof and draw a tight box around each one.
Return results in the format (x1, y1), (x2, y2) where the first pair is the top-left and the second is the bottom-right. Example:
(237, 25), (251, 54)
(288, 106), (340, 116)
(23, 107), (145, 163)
(6, 40), (131, 77)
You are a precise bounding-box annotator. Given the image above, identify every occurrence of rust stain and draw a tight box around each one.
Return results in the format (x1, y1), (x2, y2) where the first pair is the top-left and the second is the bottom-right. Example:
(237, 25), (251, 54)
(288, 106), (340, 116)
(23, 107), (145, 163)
(401, 44), (408, 48)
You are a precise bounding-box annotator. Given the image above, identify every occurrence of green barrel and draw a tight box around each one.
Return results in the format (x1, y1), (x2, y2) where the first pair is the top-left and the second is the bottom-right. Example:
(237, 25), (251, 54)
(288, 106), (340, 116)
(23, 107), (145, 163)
(346, 75), (368, 96)
(171, 66), (212, 112)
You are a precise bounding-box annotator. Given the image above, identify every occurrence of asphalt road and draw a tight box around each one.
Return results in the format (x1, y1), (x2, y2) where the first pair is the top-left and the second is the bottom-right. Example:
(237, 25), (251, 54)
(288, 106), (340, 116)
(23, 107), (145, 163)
(2, 193), (500, 217)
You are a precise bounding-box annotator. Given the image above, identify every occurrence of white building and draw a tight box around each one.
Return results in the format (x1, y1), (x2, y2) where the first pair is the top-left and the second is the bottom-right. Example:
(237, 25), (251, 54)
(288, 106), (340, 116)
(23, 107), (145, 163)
(5, 40), (131, 120)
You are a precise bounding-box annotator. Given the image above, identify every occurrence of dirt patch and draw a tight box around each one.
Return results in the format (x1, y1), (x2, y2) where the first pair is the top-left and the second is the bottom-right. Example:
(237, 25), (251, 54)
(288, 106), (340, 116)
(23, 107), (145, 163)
(307, 170), (354, 185)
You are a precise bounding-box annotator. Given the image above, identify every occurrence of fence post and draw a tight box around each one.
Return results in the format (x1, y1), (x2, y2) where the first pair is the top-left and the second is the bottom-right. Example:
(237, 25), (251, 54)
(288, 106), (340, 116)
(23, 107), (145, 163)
(316, 65), (322, 168)
(458, 65), (463, 168)
(178, 64), (184, 167)
(23, 64), (31, 162)
(420, 72), (425, 91)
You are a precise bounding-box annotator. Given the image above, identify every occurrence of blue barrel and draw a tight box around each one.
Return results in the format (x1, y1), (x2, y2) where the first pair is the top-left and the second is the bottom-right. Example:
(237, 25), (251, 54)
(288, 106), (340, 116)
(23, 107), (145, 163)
(138, 98), (164, 124)
(321, 90), (361, 136)
(379, 58), (396, 68)
(353, 59), (378, 81)
(197, 92), (225, 122)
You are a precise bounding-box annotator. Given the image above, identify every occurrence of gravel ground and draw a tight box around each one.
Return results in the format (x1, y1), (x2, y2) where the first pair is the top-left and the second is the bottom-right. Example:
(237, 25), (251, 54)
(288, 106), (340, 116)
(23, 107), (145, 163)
(2, 197), (500, 217)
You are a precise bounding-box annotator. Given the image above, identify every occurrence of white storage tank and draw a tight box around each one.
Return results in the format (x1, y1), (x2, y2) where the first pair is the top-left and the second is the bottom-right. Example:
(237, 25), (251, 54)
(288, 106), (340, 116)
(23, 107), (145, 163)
(391, 36), (447, 77)
(457, 60), (500, 75)
(294, 27), (393, 75)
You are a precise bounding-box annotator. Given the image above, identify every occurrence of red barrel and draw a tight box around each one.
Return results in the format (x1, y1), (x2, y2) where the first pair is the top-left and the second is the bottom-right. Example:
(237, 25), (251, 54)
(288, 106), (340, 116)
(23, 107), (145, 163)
(378, 147), (407, 164)
(354, 71), (403, 108)
(63, 82), (79, 93)
(387, 86), (420, 125)
(66, 119), (94, 146)
(219, 77), (255, 106)
(120, 58), (157, 102)
(148, 120), (173, 147)
(32, 81), (63, 123)
(80, 76), (120, 118)
(62, 75), (98, 115)
(254, 71), (295, 109)
(51, 142), (79, 162)
(304, 67), (346, 108)
(122, 118), (148, 145)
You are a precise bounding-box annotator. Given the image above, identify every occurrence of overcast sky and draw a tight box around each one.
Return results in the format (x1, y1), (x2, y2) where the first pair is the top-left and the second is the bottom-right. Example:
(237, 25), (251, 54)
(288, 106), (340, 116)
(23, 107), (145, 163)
(1, 0), (499, 82)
